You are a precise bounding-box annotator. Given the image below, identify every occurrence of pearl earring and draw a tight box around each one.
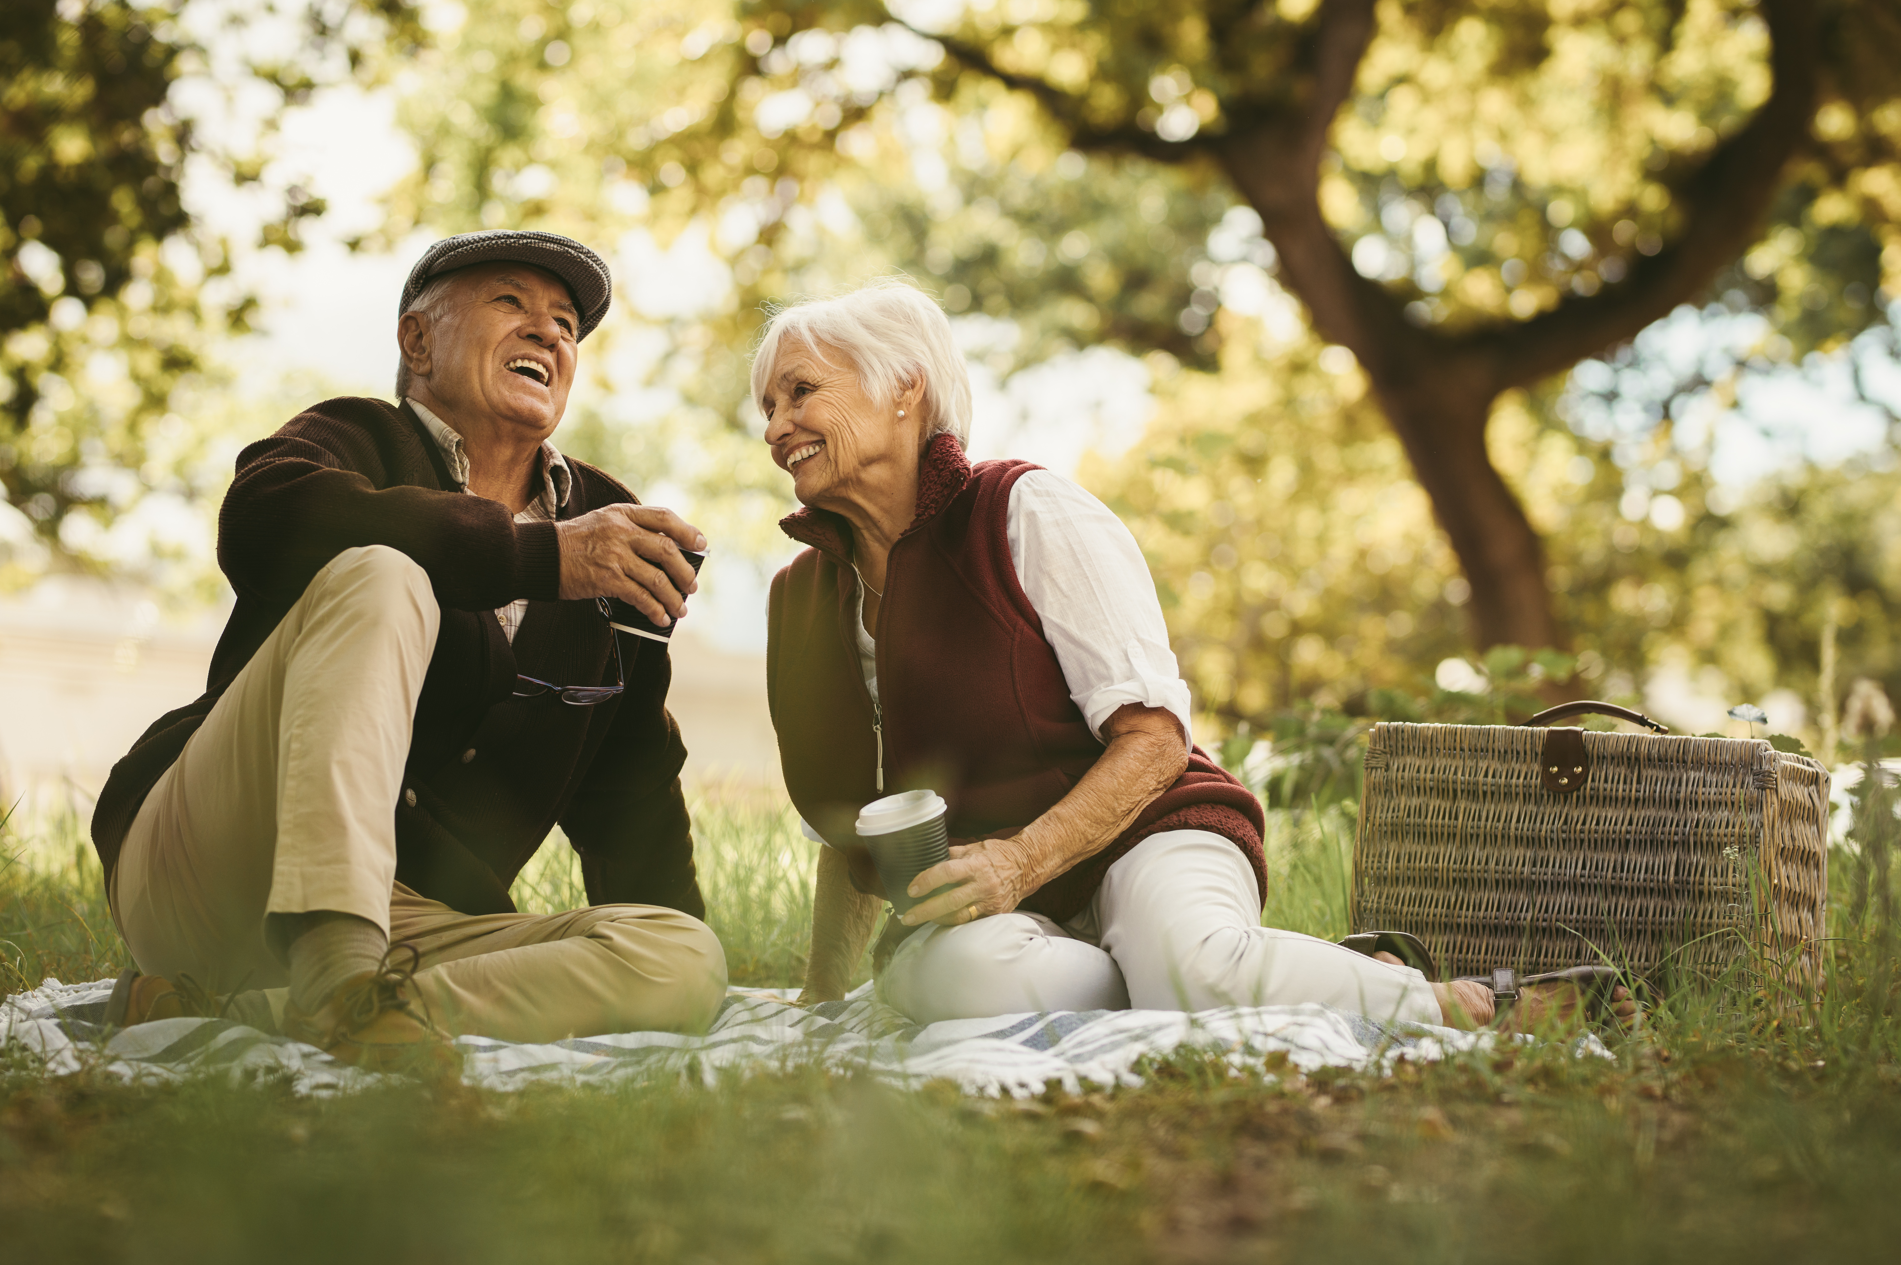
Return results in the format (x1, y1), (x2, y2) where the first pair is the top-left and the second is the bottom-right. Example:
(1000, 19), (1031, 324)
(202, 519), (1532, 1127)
(897, 409), (906, 417)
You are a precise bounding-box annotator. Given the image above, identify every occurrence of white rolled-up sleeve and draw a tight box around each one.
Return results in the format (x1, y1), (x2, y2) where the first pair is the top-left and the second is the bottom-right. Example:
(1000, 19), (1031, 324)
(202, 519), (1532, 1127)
(1005, 470), (1194, 747)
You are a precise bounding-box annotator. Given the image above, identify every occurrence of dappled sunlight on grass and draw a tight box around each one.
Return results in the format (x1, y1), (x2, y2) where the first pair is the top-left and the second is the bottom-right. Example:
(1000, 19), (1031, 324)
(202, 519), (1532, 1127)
(5, 781), (1901, 1262)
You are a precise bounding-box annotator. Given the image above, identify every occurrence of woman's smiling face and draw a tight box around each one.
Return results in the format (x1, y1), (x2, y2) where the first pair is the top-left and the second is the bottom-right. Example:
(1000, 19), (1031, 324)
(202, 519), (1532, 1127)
(760, 339), (922, 509)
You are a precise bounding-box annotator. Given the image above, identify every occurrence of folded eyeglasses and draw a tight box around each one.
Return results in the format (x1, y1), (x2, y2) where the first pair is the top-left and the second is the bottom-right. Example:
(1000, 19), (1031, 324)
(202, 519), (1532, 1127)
(511, 598), (626, 706)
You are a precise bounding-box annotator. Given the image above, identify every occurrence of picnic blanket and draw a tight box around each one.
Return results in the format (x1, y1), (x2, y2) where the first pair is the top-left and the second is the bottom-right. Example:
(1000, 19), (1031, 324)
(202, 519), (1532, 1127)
(3, 978), (1598, 1098)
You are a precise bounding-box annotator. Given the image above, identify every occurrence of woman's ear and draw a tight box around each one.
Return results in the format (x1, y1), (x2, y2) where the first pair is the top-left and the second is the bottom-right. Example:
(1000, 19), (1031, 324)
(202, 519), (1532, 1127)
(896, 375), (927, 419)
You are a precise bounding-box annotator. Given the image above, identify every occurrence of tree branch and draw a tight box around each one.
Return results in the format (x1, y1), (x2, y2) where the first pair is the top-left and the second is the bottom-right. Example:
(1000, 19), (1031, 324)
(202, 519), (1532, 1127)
(1211, 0), (1449, 393)
(1474, 0), (1821, 391)
(909, 25), (1204, 165)
(1283, 0), (1375, 186)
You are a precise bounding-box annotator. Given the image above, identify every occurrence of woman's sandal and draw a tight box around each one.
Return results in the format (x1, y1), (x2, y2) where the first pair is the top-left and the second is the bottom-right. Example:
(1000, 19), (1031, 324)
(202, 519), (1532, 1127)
(1338, 930), (1439, 981)
(1454, 964), (1642, 1030)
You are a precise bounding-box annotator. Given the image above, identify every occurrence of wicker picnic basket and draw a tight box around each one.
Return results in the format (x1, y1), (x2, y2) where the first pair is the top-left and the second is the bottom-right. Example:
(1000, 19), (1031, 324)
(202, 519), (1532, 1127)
(1351, 702), (1832, 1004)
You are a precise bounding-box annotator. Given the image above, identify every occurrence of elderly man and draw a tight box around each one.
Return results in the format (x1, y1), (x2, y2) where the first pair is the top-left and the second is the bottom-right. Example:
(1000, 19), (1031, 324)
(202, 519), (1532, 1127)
(90, 230), (726, 1069)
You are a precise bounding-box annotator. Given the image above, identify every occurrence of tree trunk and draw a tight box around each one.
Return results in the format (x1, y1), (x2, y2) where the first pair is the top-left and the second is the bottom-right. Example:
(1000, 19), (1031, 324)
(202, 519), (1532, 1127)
(1375, 382), (1560, 651)
(1217, 101), (1566, 653)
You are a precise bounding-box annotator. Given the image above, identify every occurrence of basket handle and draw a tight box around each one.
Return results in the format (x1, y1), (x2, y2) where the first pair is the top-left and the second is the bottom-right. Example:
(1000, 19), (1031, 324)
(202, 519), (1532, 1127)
(1519, 700), (1668, 734)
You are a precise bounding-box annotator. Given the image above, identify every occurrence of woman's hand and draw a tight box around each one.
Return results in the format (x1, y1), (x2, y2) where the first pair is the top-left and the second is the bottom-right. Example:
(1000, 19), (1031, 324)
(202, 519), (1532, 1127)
(900, 831), (1040, 927)
(899, 703), (1189, 929)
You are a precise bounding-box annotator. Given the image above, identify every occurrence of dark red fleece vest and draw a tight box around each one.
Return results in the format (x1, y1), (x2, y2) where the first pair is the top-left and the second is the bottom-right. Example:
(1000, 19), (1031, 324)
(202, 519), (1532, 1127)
(767, 434), (1265, 923)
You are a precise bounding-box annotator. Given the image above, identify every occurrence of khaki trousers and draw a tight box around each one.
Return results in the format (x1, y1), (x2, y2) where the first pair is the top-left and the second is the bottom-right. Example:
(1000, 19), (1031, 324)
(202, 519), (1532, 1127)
(110, 545), (727, 1043)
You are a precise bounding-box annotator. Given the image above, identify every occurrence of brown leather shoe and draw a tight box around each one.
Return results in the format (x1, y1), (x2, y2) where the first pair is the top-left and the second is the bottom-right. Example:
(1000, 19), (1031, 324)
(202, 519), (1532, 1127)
(105, 969), (225, 1026)
(280, 947), (459, 1075)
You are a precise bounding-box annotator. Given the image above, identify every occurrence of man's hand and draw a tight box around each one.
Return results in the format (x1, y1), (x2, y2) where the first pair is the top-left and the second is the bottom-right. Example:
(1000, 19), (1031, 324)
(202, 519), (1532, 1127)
(555, 504), (707, 622)
(900, 831), (1041, 928)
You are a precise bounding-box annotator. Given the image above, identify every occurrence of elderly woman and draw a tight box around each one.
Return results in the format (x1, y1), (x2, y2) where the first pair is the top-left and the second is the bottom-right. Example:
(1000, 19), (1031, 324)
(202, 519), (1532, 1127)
(754, 280), (1629, 1032)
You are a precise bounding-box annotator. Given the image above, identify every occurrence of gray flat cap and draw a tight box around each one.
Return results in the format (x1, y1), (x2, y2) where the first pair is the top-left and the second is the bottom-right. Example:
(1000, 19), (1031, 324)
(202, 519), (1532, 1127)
(400, 230), (612, 340)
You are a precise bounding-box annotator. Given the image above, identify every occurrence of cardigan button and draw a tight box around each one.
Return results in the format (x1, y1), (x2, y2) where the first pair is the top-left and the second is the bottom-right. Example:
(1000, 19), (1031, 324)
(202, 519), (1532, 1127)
(404, 788), (417, 808)
(461, 748), (477, 764)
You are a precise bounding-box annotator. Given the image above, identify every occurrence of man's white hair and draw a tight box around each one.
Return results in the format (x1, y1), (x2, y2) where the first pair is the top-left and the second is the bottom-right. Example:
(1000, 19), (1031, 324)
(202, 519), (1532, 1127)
(393, 272), (461, 398)
(749, 277), (972, 447)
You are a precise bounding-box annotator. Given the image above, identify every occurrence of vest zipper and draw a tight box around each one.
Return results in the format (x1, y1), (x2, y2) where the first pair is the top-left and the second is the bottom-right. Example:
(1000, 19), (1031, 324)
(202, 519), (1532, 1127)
(841, 541), (896, 797)
(872, 697), (884, 793)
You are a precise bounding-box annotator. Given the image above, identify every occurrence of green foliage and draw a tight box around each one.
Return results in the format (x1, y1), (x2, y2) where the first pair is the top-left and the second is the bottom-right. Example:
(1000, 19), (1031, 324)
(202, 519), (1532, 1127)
(1843, 751), (1899, 968)
(1553, 449), (1901, 725)
(722, 0), (1898, 363)
(1084, 323), (1620, 730)
(0, 0), (420, 578)
(1086, 329), (1467, 721)
(1086, 302), (1900, 747)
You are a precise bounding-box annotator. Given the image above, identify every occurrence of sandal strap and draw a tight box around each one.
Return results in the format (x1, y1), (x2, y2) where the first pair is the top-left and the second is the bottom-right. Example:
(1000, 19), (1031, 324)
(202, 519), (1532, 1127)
(1338, 931), (1440, 981)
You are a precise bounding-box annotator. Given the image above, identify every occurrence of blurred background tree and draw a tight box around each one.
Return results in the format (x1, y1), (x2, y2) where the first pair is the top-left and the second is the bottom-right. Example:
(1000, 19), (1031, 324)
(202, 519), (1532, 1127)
(0, 0), (419, 585)
(1092, 308), (1900, 752)
(5, 0), (1897, 753)
(729, 0), (1899, 661)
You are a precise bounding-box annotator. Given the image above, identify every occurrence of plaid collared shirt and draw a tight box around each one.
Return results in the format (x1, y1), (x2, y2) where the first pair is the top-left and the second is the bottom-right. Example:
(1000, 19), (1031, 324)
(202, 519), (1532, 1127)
(408, 398), (571, 644)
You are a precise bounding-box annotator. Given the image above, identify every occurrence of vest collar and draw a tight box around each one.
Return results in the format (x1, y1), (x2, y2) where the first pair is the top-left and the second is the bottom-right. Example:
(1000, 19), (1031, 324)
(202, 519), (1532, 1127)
(777, 432), (972, 562)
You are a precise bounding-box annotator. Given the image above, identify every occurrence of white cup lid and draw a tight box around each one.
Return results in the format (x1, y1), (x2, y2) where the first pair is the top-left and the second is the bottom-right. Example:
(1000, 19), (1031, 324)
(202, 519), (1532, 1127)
(855, 789), (946, 836)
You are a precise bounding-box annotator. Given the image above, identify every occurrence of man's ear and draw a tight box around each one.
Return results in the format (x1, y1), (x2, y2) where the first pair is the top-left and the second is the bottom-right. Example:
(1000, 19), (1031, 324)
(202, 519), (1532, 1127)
(397, 310), (432, 381)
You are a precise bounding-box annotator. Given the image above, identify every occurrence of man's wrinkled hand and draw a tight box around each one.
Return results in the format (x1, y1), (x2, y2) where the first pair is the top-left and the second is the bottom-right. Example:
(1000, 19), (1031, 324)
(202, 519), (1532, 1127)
(555, 503), (706, 622)
(900, 832), (1035, 928)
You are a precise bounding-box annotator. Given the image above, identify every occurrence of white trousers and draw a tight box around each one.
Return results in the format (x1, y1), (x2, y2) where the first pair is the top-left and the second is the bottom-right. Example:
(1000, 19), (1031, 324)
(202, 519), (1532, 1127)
(879, 829), (1441, 1026)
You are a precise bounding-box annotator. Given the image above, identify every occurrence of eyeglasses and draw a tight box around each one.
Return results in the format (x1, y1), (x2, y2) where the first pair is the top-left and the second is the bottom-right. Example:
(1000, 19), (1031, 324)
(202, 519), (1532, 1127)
(512, 601), (626, 705)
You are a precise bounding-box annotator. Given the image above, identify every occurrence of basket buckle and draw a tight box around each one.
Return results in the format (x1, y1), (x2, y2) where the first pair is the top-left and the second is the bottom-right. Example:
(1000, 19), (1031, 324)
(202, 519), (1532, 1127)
(1539, 727), (1590, 795)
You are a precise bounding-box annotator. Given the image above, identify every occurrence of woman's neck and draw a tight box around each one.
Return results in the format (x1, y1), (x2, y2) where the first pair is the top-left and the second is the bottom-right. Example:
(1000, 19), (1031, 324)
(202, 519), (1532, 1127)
(822, 461), (919, 577)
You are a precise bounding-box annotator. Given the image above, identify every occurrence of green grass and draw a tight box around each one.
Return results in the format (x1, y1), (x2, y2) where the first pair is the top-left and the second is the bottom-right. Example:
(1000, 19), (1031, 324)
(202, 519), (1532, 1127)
(511, 782), (825, 989)
(5, 787), (1901, 1263)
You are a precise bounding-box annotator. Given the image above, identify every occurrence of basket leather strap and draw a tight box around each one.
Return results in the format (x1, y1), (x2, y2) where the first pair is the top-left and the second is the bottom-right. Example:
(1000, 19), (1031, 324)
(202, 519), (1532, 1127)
(1520, 701), (1668, 733)
(1539, 727), (1590, 795)
(1522, 701), (1667, 795)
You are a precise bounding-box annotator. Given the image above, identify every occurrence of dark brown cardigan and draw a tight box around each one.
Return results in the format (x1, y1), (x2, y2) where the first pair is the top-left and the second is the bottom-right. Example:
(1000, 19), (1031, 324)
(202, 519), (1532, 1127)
(767, 434), (1264, 924)
(91, 396), (703, 919)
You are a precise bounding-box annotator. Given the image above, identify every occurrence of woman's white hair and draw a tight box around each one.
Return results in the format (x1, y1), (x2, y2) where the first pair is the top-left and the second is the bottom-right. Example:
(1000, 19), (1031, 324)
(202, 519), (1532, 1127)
(749, 276), (972, 447)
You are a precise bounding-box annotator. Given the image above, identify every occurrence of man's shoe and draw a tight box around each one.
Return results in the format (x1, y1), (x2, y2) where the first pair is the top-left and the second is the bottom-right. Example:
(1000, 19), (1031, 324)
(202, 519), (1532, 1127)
(280, 946), (459, 1075)
(105, 968), (225, 1026)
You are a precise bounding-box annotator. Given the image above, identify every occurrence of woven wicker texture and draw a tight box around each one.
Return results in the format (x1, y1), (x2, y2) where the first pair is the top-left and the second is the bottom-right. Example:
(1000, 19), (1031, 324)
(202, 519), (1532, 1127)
(1353, 723), (1830, 1001)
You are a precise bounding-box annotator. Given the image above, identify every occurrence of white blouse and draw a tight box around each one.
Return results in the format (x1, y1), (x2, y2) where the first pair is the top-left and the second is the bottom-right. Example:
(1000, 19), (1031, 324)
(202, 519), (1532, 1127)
(851, 469), (1193, 746)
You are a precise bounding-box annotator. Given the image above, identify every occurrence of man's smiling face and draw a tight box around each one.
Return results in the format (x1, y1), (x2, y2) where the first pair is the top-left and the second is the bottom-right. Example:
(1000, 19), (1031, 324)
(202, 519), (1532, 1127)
(401, 262), (580, 436)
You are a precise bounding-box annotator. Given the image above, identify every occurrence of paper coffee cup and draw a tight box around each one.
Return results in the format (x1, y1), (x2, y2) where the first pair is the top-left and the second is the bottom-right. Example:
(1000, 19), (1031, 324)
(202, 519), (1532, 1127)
(856, 789), (951, 915)
(606, 549), (705, 643)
